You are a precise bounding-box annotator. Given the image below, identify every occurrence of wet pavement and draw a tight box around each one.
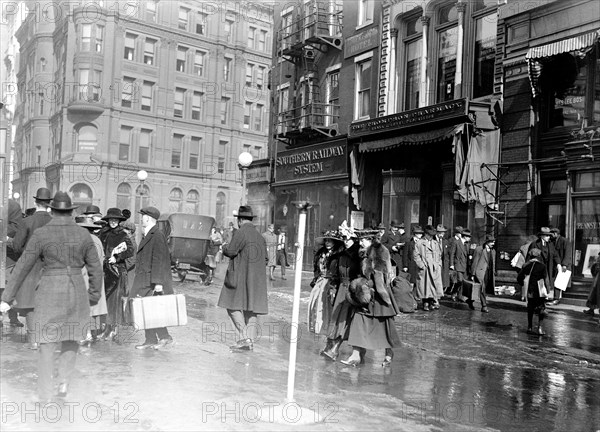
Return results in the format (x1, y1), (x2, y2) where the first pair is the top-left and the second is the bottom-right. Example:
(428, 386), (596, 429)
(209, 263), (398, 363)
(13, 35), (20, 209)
(1, 264), (599, 432)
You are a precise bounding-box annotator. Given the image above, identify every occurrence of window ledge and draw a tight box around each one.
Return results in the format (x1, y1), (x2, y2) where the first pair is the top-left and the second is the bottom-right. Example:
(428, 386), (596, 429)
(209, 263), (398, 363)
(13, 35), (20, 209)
(355, 22), (373, 31)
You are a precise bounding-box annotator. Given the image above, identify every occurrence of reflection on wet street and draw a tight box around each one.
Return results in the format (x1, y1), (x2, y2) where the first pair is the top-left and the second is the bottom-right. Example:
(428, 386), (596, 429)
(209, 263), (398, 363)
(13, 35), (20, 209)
(1, 269), (599, 431)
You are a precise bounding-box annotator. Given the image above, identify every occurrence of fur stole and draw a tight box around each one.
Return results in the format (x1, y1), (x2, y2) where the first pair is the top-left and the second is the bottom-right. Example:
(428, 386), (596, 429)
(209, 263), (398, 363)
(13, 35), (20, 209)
(357, 242), (393, 306)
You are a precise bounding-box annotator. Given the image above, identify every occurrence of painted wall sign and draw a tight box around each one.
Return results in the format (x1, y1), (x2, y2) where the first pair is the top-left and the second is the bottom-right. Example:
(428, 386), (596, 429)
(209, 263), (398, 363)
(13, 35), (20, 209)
(344, 27), (379, 58)
(275, 141), (347, 184)
(349, 99), (469, 137)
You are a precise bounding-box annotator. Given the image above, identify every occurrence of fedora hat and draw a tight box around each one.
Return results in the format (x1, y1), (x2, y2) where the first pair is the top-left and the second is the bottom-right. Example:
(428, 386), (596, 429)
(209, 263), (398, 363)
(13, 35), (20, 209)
(436, 224), (448, 232)
(454, 226), (464, 234)
(76, 217), (101, 230)
(424, 225), (437, 236)
(484, 234), (496, 243)
(412, 225), (424, 234)
(139, 206), (160, 221)
(316, 230), (344, 243)
(461, 228), (472, 237)
(48, 191), (78, 211)
(537, 227), (552, 236)
(391, 220), (405, 229)
(102, 207), (126, 221)
(83, 205), (101, 215)
(33, 187), (52, 202)
(236, 205), (255, 219)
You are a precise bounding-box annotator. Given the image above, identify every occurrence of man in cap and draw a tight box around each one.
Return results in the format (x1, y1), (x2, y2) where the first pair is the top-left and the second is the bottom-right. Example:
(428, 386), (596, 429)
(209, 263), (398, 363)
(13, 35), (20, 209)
(1, 191), (102, 401)
(449, 228), (471, 301)
(381, 220), (408, 275)
(129, 206), (174, 350)
(217, 205), (268, 351)
(470, 235), (496, 313)
(8, 187), (53, 348)
(528, 227), (560, 302)
(549, 227), (571, 305)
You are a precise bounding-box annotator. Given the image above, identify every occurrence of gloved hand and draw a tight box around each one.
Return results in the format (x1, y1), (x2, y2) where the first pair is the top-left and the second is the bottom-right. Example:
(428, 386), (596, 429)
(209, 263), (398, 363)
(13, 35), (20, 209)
(154, 284), (163, 296)
(0, 301), (11, 313)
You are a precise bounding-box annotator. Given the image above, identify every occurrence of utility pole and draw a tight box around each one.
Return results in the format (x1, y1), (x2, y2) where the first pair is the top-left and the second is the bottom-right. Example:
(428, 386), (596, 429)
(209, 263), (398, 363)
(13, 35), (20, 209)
(1, 102), (8, 290)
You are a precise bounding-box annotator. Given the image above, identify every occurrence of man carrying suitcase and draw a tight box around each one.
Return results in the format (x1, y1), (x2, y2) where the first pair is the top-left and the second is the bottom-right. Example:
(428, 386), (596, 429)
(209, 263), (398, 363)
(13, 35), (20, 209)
(130, 206), (174, 350)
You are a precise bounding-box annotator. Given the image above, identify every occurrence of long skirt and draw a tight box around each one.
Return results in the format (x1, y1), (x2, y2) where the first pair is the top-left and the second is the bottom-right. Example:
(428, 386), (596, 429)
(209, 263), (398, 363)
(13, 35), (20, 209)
(327, 280), (354, 340)
(90, 283), (108, 317)
(105, 273), (128, 326)
(347, 313), (400, 350)
(307, 277), (333, 335)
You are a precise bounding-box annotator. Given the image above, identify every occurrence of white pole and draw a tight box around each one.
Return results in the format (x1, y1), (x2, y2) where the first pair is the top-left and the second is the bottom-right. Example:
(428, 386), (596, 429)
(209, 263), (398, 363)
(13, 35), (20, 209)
(286, 203), (310, 402)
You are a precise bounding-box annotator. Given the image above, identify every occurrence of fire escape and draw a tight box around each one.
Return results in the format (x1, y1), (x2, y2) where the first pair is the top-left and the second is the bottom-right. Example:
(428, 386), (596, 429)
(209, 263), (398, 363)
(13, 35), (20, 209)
(274, 0), (343, 145)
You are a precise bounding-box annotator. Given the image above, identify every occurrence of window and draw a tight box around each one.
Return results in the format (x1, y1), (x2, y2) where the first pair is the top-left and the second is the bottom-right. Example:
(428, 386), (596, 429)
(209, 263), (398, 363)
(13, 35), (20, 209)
(218, 140), (227, 173)
(146, 0), (157, 22)
(39, 57), (46, 72)
(116, 183), (132, 210)
(194, 51), (205, 76)
(179, 7), (189, 30)
(119, 126), (132, 161)
(192, 91), (203, 120)
(358, 0), (373, 26)
(258, 30), (267, 51)
(196, 12), (207, 35)
(326, 70), (339, 125)
(139, 129), (151, 163)
(176, 46), (187, 72)
(79, 69), (101, 101)
(190, 137), (201, 170)
(172, 135), (183, 168)
(404, 38), (421, 110)
(142, 81), (153, 111)
(169, 188), (183, 213)
(244, 102), (252, 129)
(254, 104), (263, 131)
(124, 33), (136, 61)
(77, 124), (98, 151)
(122, 77), (135, 108)
(437, 26), (457, 102)
(81, 23), (91, 51)
(224, 18), (234, 41)
(473, 12), (497, 98)
(248, 26), (256, 49)
(281, 12), (293, 50)
(95, 25), (104, 52)
(246, 63), (254, 86)
(356, 58), (372, 119)
(224, 57), (232, 81)
(185, 190), (200, 214)
(254, 146), (262, 158)
(220, 98), (229, 124)
(256, 66), (265, 89)
(144, 38), (156, 65)
(174, 87), (185, 118)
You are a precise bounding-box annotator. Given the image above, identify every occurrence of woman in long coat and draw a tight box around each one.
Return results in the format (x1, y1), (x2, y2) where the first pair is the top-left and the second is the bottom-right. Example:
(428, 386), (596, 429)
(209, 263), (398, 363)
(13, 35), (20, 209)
(341, 230), (399, 367)
(517, 248), (550, 335)
(321, 221), (361, 361)
(308, 230), (344, 337)
(0, 191), (102, 401)
(413, 225), (443, 311)
(98, 208), (133, 340)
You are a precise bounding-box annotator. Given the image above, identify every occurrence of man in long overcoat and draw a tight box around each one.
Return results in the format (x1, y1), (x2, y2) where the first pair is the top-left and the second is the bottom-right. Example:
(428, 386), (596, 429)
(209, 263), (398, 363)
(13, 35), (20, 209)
(413, 225), (443, 311)
(470, 235), (496, 313)
(403, 225), (424, 287)
(435, 224), (450, 302)
(449, 228), (471, 301)
(1, 191), (102, 402)
(262, 223), (278, 281)
(528, 227), (560, 294)
(218, 205), (268, 351)
(381, 220), (408, 274)
(2, 199), (23, 328)
(9, 187), (53, 348)
(550, 227), (571, 305)
(129, 206), (174, 350)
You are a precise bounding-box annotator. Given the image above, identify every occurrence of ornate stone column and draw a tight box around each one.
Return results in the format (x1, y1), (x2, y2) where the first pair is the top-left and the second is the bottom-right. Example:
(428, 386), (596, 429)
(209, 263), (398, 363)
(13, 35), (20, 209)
(388, 28), (399, 113)
(455, 2), (467, 98)
(419, 15), (430, 108)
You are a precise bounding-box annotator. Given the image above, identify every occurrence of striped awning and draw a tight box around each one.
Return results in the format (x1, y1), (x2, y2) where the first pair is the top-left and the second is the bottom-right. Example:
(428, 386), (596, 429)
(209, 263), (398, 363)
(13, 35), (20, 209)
(358, 124), (463, 152)
(526, 30), (600, 98)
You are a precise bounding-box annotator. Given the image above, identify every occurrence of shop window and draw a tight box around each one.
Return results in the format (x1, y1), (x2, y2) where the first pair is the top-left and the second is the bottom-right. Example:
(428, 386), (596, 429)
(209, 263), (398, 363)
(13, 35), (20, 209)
(116, 183), (131, 210)
(542, 179), (567, 195)
(575, 171), (600, 191)
(573, 198), (600, 278)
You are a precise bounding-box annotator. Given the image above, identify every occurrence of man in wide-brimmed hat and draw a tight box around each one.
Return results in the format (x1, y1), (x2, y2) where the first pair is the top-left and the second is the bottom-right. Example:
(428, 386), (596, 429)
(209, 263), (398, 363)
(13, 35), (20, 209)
(413, 225), (444, 311)
(82, 204), (103, 225)
(381, 220), (408, 275)
(449, 228), (471, 302)
(217, 205), (268, 352)
(470, 234), (496, 313)
(1, 191), (102, 401)
(528, 227), (561, 301)
(8, 187), (53, 347)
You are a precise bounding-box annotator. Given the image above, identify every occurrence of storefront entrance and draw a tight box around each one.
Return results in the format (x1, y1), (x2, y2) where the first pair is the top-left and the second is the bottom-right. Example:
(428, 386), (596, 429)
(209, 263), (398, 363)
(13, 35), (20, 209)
(572, 171), (600, 281)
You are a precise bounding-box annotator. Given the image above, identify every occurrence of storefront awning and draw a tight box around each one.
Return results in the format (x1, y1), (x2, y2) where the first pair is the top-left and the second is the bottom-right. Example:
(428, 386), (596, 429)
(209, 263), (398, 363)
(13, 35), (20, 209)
(358, 124), (463, 153)
(526, 30), (600, 97)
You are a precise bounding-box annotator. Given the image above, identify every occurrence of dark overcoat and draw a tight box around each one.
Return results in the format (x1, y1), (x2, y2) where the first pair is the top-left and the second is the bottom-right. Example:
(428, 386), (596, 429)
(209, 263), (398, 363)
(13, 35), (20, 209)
(3, 216), (102, 342)
(218, 222), (268, 314)
(553, 236), (572, 268)
(528, 239), (560, 290)
(439, 237), (451, 288)
(450, 238), (469, 273)
(129, 225), (173, 298)
(8, 211), (52, 309)
(381, 230), (403, 269)
(471, 246), (496, 294)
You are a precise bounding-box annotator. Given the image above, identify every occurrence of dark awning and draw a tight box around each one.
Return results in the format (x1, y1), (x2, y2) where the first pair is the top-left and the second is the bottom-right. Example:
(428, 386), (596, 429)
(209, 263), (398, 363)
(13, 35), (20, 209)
(358, 124), (463, 153)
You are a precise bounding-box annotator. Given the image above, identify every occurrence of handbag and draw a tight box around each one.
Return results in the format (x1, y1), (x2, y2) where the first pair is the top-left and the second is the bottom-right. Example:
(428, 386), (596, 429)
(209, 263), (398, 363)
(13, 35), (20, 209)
(522, 261), (535, 299)
(537, 279), (548, 298)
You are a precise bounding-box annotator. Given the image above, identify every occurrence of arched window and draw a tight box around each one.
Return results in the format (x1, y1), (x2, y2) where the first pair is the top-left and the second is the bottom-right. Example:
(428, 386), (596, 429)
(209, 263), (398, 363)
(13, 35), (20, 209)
(116, 183), (131, 210)
(215, 191), (226, 227)
(184, 189), (199, 214)
(76, 124), (98, 152)
(70, 183), (93, 214)
(169, 188), (183, 213)
(135, 184), (150, 223)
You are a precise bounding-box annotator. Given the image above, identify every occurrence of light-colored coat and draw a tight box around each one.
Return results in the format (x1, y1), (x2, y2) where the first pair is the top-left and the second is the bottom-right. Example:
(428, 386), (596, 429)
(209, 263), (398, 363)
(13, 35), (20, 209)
(262, 230), (278, 267)
(413, 237), (444, 300)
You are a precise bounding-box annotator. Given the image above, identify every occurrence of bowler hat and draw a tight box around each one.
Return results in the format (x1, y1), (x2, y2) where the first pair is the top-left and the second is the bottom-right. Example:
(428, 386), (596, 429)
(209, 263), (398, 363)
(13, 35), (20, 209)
(316, 230), (344, 243)
(33, 187), (52, 202)
(83, 205), (101, 215)
(549, 227), (560, 234)
(461, 229), (472, 237)
(236, 205), (255, 220)
(537, 227), (552, 236)
(139, 206), (160, 221)
(48, 191), (78, 211)
(412, 225), (424, 234)
(391, 220), (405, 229)
(76, 217), (101, 230)
(436, 224), (448, 232)
(425, 225), (437, 236)
(484, 234), (496, 243)
(102, 208), (126, 221)
(376, 222), (385, 230)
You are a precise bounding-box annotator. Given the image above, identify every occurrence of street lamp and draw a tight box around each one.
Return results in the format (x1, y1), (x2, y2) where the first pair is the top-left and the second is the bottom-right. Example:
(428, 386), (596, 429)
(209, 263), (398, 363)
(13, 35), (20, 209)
(136, 170), (148, 233)
(137, 169), (148, 183)
(238, 152), (253, 205)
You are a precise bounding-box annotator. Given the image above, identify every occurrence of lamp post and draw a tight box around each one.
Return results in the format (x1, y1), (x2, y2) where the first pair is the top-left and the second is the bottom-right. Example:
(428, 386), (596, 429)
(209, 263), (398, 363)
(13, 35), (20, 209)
(136, 170), (148, 239)
(1, 104), (8, 290)
(238, 152), (253, 205)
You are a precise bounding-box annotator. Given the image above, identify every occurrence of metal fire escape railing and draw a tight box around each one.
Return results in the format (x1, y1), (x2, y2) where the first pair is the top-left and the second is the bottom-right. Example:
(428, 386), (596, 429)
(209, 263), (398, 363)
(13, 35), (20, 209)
(274, 0), (343, 143)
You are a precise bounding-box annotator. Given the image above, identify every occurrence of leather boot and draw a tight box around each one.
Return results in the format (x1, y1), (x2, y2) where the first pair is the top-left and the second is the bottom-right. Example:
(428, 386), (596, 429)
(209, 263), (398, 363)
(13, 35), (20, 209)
(321, 337), (342, 361)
